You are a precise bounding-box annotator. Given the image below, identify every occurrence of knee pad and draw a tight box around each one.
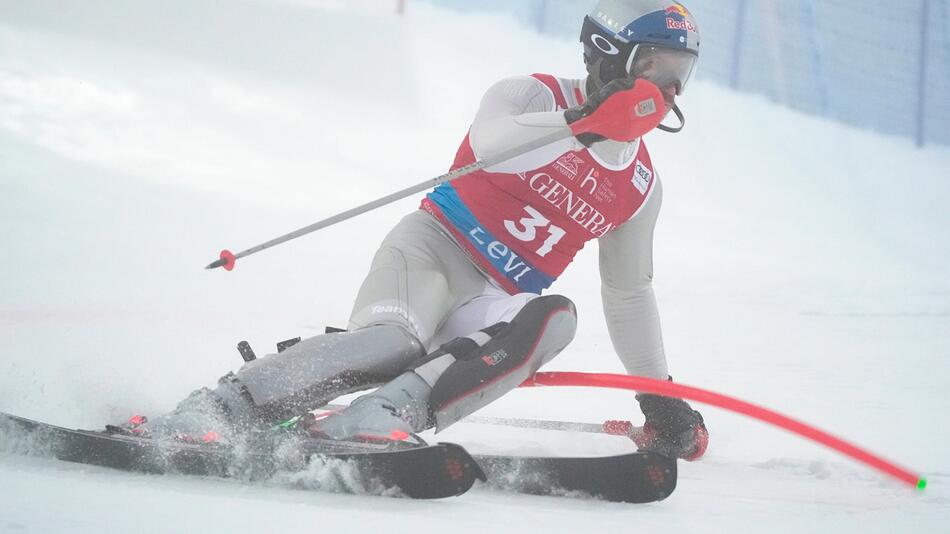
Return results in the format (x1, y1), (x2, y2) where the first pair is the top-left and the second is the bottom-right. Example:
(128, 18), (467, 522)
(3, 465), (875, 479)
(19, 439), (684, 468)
(420, 295), (577, 431)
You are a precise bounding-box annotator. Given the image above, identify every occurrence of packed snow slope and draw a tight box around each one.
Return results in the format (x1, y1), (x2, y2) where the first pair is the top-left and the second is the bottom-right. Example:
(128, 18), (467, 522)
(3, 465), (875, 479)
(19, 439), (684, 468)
(1, 1), (948, 532)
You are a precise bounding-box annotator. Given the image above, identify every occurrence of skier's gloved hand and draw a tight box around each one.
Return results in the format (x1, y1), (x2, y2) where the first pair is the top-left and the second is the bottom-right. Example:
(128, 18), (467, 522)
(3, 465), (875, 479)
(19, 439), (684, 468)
(564, 77), (633, 146)
(634, 393), (708, 461)
(564, 77), (665, 146)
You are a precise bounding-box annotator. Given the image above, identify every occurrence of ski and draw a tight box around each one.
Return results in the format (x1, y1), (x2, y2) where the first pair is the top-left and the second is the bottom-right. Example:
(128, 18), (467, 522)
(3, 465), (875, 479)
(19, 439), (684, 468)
(473, 450), (676, 503)
(0, 412), (484, 499)
(1, 412), (675, 503)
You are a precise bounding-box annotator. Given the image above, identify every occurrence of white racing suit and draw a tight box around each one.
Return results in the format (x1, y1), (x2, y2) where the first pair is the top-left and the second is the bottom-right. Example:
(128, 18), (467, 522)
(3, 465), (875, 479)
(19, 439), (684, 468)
(315, 74), (667, 439)
(350, 75), (666, 377)
(138, 74), (667, 442)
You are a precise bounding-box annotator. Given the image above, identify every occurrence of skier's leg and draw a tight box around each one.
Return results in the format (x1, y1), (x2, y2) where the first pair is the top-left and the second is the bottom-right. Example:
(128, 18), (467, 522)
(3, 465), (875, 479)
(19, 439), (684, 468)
(427, 293), (577, 430)
(427, 283), (539, 349)
(311, 294), (577, 440)
(136, 212), (485, 439)
(347, 211), (493, 349)
(134, 325), (426, 438)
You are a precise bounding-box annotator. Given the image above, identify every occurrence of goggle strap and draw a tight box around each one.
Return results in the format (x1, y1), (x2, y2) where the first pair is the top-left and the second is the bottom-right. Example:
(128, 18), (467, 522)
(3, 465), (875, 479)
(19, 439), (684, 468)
(657, 104), (686, 134)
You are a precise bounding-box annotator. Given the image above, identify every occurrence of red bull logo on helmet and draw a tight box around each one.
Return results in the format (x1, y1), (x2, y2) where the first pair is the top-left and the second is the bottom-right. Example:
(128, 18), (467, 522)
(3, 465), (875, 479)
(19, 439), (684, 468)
(665, 4), (696, 33)
(665, 4), (691, 18)
(666, 17), (697, 32)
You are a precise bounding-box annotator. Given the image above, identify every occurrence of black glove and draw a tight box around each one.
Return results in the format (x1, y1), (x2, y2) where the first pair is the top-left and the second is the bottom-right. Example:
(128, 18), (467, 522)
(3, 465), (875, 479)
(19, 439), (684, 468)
(635, 393), (708, 461)
(564, 77), (635, 147)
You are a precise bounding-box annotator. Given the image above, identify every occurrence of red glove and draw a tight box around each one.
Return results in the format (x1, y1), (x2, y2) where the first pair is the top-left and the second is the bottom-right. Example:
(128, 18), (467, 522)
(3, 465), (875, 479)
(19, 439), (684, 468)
(565, 78), (665, 145)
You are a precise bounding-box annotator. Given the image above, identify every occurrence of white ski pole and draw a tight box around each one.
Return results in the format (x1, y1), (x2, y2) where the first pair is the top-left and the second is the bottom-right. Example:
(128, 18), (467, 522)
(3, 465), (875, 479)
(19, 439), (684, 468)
(205, 129), (573, 271)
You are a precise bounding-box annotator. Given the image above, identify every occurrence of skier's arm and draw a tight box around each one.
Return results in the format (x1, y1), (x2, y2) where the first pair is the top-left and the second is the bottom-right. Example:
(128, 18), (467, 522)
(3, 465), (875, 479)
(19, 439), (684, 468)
(600, 180), (710, 461)
(470, 76), (665, 173)
(469, 76), (584, 173)
(597, 178), (668, 379)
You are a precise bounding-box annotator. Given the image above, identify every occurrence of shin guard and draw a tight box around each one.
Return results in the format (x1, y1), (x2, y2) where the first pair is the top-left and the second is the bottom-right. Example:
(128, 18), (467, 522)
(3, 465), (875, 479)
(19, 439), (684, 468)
(423, 295), (577, 431)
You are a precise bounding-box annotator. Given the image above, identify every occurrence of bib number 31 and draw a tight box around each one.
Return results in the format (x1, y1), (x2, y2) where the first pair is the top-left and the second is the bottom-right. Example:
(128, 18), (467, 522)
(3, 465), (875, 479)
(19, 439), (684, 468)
(504, 206), (566, 258)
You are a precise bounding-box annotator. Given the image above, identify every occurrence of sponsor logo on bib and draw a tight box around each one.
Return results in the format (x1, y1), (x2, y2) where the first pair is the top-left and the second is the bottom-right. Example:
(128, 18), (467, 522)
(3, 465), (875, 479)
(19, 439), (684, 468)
(633, 161), (652, 195)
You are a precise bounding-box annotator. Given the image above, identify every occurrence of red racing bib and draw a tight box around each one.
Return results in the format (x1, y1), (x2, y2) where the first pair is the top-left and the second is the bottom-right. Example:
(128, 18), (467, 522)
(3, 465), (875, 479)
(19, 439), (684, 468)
(422, 74), (658, 294)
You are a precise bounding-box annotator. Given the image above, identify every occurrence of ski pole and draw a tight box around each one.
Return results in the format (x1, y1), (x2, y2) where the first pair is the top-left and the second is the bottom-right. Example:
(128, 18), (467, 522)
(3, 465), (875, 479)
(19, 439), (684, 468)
(321, 403), (643, 437)
(205, 128), (574, 271)
(450, 413), (647, 442)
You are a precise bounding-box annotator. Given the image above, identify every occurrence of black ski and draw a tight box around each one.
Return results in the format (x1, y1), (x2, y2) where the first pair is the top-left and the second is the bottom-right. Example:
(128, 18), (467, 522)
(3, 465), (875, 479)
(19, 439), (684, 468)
(473, 450), (677, 503)
(0, 412), (484, 499)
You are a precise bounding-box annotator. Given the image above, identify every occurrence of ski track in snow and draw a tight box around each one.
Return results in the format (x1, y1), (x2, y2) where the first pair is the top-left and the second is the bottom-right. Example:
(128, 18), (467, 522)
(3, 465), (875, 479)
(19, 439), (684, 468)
(1, 0), (949, 532)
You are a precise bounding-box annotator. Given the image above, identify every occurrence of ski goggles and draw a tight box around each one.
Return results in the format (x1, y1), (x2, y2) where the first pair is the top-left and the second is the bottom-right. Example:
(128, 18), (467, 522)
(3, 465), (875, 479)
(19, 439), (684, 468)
(628, 44), (697, 95)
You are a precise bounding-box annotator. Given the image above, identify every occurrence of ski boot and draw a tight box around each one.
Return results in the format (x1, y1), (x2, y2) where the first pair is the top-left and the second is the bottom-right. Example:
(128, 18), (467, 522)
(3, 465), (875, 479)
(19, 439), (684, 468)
(106, 385), (243, 444)
(305, 370), (432, 451)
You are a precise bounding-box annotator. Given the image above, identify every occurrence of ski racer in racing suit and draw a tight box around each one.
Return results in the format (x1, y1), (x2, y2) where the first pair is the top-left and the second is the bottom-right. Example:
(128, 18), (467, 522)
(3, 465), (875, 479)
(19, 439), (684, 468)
(130, 0), (709, 463)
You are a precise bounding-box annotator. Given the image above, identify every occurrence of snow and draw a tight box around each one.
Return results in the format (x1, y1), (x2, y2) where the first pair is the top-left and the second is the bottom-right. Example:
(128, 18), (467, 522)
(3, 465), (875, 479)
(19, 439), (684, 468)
(1, 0), (949, 531)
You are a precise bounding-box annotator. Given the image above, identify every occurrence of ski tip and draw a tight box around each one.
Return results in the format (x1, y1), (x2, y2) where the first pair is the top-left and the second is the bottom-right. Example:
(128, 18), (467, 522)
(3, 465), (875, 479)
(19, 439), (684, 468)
(205, 249), (236, 271)
(917, 478), (927, 491)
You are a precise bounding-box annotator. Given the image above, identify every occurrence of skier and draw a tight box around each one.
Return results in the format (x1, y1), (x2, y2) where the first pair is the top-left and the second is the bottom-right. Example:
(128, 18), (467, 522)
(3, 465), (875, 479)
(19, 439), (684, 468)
(128, 0), (708, 462)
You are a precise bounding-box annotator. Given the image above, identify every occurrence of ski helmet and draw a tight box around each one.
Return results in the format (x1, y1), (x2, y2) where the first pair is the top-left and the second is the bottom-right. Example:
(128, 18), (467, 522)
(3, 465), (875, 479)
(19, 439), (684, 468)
(581, 0), (700, 94)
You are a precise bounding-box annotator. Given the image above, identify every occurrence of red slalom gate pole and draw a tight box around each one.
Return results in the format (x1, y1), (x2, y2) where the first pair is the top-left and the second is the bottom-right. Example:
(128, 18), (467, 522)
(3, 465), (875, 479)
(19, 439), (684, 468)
(520, 372), (926, 490)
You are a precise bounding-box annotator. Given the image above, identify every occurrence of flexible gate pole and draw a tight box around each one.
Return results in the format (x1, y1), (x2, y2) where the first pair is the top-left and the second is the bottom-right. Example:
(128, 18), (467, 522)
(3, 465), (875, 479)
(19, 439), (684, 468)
(521, 372), (926, 490)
